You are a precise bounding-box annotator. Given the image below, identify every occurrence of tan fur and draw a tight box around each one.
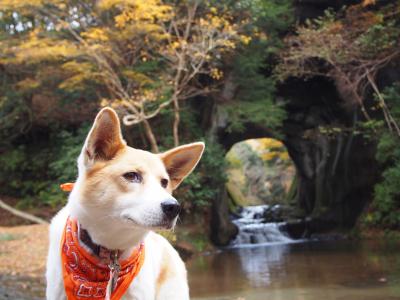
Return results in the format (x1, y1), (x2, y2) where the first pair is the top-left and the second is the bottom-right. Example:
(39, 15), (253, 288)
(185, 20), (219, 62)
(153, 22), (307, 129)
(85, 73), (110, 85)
(161, 143), (205, 189)
(46, 107), (204, 300)
(82, 147), (172, 206)
(155, 237), (176, 296)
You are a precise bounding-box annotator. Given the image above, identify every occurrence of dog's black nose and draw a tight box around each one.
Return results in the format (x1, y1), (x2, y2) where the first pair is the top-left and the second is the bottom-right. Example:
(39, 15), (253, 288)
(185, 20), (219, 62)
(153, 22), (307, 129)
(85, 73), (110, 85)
(161, 199), (181, 219)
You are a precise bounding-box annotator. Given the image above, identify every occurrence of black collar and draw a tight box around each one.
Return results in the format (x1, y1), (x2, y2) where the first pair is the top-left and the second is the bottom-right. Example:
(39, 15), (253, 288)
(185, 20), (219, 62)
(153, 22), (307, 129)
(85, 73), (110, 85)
(78, 223), (121, 260)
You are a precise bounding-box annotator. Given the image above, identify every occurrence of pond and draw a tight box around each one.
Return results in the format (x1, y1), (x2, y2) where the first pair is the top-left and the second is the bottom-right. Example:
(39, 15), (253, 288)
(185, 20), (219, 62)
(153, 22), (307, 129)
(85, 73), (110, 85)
(188, 240), (400, 300)
(2, 238), (400, 300)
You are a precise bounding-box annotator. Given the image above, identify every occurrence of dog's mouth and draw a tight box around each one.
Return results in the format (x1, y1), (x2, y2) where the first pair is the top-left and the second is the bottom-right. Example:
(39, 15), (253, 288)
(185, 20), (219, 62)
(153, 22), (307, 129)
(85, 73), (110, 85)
(122, 215), (176, 230)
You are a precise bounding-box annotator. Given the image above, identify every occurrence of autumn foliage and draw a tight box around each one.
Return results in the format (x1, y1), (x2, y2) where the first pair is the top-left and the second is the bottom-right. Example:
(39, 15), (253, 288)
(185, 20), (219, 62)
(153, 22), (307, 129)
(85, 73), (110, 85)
(276, 1), (400, 134)
(1, 0), (257, 151)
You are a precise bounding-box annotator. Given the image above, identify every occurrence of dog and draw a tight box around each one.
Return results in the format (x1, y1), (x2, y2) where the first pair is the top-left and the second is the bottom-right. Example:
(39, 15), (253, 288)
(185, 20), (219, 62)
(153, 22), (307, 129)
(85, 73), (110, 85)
(46, 107), (205, 300)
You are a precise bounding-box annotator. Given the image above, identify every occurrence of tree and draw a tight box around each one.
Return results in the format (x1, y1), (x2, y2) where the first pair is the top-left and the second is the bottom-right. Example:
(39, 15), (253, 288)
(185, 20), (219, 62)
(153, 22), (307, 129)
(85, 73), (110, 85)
(1, 0), (252, 151)
(276, 2), (400, 135)
(157, 2), (250, 146)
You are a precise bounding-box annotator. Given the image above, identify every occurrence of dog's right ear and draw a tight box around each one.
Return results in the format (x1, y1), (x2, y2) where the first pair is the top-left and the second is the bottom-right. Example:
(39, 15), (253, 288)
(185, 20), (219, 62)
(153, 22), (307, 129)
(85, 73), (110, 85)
(81, 107), (126, 168)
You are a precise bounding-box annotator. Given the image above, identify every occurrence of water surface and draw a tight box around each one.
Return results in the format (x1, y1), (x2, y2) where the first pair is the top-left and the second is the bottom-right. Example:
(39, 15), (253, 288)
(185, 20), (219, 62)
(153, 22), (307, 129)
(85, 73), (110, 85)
(188, 240), (400, 300)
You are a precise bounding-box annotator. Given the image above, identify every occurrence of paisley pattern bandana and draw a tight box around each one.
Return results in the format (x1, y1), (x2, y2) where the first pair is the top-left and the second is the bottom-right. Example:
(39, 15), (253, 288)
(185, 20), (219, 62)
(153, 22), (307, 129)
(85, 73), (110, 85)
(61, 217), (145, 300)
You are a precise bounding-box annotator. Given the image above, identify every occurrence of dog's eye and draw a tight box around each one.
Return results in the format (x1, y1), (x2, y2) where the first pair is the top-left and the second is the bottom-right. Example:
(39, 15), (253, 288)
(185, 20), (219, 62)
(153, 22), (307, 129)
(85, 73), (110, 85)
(161, 178), (168, 188)
(123, 172), (142, 183)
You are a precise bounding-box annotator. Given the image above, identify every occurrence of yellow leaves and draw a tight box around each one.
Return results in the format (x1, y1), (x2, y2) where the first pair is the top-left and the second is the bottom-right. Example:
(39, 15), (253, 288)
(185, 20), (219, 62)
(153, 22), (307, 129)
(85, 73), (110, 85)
(220, 40), (236, 49)
(1, 0), (66, 20)
(1, 0), (62, 10)
(97, 0), (136, 10)
(199, 15), (234, 32)
(109, 0), (172, 28)
(209, 15), (224, 28)
(11, 29), (79, 64)
(122, 70), (154, 86)
(251, 138), (274, 149)
(109, 1), (171, 48)
(59, 61), (97, 91)
(169, 40), (189, 51)
(16, 40), (78, 64)
(247, 138), (290, 162)
(170, 41), (180, 50)
(142, 89), (158, 102)
(81, 28), (109, 43)
(261, 151), (289, 162)
(2, 0), (261, 125)
(209, 7), (218, 14)
(16, 78), (40, 91)
(115, 11), (134, 28)
(61, 61), (93, 73)
(240, 35), (252, 45)
(210, 68), (223, 80)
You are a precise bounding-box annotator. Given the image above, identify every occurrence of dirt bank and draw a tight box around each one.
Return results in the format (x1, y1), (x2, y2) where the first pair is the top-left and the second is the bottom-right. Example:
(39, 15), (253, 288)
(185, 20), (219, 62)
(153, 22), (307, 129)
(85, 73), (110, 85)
(0, 224), (48, 299)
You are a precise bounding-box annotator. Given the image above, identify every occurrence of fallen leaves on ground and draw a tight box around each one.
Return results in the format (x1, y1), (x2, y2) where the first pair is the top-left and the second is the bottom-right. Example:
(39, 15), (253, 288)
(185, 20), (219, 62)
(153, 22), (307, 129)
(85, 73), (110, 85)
(0, 224), (48, 278)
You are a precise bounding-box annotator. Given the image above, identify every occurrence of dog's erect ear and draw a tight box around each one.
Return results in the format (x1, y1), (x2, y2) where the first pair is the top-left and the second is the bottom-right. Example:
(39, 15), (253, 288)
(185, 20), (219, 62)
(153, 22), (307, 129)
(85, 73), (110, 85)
(82, 107), (125, 167)
(161, 142), (205, 190)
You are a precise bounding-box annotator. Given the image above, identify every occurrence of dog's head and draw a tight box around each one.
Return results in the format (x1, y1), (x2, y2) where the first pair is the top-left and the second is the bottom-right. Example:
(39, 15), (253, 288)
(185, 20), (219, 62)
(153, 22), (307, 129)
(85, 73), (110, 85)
(75, 107), (204, 230)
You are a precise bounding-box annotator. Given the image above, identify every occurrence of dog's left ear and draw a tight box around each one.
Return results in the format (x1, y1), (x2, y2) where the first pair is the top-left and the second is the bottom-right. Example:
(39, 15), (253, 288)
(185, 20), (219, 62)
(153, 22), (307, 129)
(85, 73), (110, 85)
(161, 142), (205, 190)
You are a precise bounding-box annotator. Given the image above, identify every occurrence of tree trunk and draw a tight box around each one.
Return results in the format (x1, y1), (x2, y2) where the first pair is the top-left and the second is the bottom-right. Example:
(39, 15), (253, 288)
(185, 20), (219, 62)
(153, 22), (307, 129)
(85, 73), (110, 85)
(173, 95), (180, 147)
(142, 119), (159, 153)
(0, 199), (48, 225)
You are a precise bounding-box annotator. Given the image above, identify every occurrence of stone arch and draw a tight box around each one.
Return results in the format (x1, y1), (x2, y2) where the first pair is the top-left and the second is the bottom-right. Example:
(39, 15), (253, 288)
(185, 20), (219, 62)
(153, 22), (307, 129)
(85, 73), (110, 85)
(209, 76), (379, 245)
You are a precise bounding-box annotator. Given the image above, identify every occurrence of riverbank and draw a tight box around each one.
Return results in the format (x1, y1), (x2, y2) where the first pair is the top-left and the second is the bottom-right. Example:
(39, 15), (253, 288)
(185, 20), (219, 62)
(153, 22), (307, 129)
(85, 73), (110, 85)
(0, 223), (209, 299)
(0, 224), (47, 299)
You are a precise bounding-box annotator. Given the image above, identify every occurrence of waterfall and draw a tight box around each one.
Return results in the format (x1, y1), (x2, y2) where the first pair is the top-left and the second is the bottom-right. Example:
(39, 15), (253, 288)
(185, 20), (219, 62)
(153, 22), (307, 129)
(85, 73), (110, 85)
(231, 205), (293, 246)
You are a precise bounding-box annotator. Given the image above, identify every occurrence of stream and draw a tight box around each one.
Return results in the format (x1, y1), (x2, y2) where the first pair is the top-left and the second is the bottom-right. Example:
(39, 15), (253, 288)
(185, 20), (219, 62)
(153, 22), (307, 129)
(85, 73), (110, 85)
(188, 205), (400, 300)
(188, 239), (400, 300)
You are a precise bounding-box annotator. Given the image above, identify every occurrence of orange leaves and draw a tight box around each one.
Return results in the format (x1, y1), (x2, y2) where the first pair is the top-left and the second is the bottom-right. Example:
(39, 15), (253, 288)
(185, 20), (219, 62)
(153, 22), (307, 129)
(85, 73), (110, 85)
(362, 0), (376, 7)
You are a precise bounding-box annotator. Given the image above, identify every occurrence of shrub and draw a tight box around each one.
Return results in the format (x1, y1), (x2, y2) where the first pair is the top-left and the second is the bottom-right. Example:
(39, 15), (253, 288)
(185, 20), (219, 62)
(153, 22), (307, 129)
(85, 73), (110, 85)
(0, 125), (89, 207)
(365, 83), (400, 228)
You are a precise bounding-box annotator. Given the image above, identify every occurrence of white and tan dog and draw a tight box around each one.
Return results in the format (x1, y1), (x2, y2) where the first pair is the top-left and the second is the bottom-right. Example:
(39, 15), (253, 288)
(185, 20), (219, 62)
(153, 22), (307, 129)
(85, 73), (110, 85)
(46, 107), (204, 300)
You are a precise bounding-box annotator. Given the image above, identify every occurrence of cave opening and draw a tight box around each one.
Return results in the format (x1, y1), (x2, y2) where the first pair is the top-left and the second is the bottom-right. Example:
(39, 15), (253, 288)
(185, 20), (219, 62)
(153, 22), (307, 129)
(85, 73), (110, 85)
(225, 138), (300, 245)
(225, 138), (296, 209)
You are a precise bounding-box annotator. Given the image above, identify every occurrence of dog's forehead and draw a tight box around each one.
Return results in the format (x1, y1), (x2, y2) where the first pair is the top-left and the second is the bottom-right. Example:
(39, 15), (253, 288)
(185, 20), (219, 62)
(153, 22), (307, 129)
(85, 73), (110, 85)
(117, 147), (167, 175)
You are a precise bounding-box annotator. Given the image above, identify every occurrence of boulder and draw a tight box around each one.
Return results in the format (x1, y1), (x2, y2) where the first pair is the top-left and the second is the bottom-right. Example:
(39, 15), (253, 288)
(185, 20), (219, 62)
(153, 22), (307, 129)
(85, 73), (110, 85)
(210, 188), (238, 246)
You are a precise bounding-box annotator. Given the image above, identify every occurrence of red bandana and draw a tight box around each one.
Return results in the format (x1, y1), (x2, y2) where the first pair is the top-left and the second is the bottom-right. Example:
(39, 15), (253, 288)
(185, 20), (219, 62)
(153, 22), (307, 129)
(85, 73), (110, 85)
(61, 217), (145, 300)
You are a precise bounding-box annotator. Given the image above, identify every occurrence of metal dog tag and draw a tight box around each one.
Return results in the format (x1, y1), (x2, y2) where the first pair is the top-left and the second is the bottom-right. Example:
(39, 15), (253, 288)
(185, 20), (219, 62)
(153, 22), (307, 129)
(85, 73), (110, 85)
(107, 251), (121, 297)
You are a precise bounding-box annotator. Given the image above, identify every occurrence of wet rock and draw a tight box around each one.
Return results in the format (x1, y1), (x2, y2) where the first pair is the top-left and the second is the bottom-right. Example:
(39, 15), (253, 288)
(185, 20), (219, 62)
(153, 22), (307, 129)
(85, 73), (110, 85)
(282, 217), (345, 240)
(283, 219), (308, 239)
(210, 189), (239, 246)
(263, 205), (298, 223)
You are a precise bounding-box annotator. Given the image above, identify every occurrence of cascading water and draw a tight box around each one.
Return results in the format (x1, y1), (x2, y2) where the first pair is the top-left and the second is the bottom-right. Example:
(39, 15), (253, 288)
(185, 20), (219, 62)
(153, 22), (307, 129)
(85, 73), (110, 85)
(231, 205), (293, 246)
